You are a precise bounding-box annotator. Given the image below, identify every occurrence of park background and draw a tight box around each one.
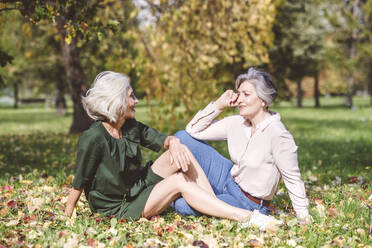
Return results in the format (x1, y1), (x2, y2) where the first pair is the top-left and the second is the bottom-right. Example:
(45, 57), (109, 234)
(0, 0), (371, 247)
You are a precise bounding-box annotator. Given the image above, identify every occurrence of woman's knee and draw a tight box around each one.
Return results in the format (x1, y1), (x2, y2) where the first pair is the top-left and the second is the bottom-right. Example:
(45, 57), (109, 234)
(169, 172), (190, 192)
(174, 130), (207, 154)
(174, 130), (192, 142)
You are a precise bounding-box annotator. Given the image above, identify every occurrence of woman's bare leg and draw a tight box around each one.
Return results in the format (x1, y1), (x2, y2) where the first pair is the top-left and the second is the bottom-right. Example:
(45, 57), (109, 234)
(151, 149), (215, 197)
(142, 172), (252, 221)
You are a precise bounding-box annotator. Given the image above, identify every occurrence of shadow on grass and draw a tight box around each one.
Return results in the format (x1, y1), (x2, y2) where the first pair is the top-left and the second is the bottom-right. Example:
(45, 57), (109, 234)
(0, 132), (78, 185)
(0, 109), (72, 125)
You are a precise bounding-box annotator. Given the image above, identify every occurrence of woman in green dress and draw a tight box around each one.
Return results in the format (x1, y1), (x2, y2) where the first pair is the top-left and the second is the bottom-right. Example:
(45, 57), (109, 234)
(64, 71), (281, 230)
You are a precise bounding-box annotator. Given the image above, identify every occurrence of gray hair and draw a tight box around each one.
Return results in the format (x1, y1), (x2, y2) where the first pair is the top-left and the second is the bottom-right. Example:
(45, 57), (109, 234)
(82, 71), (130, 123)
(235, 68), (278, 106)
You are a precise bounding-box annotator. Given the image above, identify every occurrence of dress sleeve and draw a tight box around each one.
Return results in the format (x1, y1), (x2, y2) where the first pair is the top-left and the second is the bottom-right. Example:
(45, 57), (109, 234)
(138, 122), (168, 152)
(185, 102), (228, 141)
(272, 131), (309, 218)
(72, 133), (103, 190)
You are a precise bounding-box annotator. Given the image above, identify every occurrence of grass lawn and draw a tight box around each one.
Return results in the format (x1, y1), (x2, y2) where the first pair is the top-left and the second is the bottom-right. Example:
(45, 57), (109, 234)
(0, 97), (371, 247)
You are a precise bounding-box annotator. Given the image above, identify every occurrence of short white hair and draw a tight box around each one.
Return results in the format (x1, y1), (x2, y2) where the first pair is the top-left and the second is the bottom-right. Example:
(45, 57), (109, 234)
(235, 68), (278, 106)
(82, 71), (130, 123)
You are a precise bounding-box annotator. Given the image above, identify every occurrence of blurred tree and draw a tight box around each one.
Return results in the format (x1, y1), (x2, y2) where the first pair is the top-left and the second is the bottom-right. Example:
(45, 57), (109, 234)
(1, 1), (142, 118)
(0, 13), (14, 91)
(0, 0), (123, 133)
(359, 0), (372, 105)
(325, 0), (371, 108)
(91, 0), (145, 98)
(0, 47), (13, 85)
(268, 0), (328, 108)
(0, 11), (67, 111)
(0, 12), (35, 109)
(140, 0), (277, 131)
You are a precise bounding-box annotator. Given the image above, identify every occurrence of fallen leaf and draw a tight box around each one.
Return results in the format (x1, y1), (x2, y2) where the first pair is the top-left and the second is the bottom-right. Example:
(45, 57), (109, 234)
(315, 204), (326, 217)
(183, 224), (194, 230)
(42, 211), (55, 221)
(286, 239), (297, 247)
(193, 240), (209, 248)
(95, 218), (104, 223)
(59, 230), (68, 238)
(86, 238), (98, 247)
(331, 236), (344, 246)
(6, 219), (19, 226)
(0, 208), (8, 215)
(199, 234), (218, 247)
(356, 228), (365, 236)
(313, 197), (325, 205)
(144, 238), (167, 247)
(23, 214), (37, 223)
(348, 176), (358, 183)
(64, 234), (79, 248)
(328, 208), (338, 217)
(20, 180), (33, 185)
(7, 200), (16, 209)
(248, 239), (264, 247)
(0, 185), (13, 191)
(348, 176), (365, 185)
(309, 175), (318, 182)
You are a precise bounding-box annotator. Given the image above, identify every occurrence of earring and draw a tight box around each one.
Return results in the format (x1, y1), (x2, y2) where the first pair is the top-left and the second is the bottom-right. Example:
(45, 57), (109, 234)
(262, 102), (265, 107)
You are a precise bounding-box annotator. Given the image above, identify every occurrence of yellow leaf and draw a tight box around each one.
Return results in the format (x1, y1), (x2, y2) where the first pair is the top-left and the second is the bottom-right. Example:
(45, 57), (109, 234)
(20, 180), (33, 185)
(65, 34), (72, 45)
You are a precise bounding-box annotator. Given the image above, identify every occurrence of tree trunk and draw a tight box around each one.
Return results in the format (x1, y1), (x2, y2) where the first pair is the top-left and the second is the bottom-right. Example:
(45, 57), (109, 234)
(368, 75), (372, 106)
(314, 73), (320, 108)
(55, 67), (67, 115)
(345, 73), (354, 108)
(345, 0), (359, 108)
(297, 77), (303, 108)
(57, 18), (93, 133)
(55, 88), (67, 115)
(13, 81), (18, 109)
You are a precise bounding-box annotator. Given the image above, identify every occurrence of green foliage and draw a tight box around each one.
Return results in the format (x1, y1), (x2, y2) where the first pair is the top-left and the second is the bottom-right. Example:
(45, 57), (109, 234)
(0, 0), (142, 133)
(1, 0), (106, 40)
(267, 0), (328, 96)
(0, 47), (13, 68)
(0, 11), (66, 97)
(139, 0), (277, 131)
(0, 97), (371, 246)
(0, 47), (13, 87)
(324, 0), (372, 105)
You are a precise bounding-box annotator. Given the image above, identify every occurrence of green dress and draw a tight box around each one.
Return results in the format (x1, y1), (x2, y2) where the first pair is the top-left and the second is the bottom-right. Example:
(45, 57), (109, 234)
(72, 119), (167, 220)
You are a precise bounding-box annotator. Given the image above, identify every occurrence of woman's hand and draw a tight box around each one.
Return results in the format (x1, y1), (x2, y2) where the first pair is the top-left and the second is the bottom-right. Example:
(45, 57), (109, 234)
(164, 136), (192, 172)
(214, 90), (239, 111)
(64, 188), (82, 217)
(298, 214), (312, 225)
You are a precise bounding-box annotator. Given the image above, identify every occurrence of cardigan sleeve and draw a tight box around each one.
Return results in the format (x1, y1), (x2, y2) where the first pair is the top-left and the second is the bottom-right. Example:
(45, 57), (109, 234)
(138, 121), (168, 152)
(72, 132), (103, 190)
(185, 102), (228, 141)
(272, 130), (309, 218)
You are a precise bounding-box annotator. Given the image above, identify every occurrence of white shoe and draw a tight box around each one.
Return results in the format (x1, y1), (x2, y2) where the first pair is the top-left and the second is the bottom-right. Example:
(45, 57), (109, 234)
(240, 210), (283, 231)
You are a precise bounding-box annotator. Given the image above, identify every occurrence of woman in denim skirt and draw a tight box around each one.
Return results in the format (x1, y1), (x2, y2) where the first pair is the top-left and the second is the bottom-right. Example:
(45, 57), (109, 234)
(173, 68), (311, 225)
